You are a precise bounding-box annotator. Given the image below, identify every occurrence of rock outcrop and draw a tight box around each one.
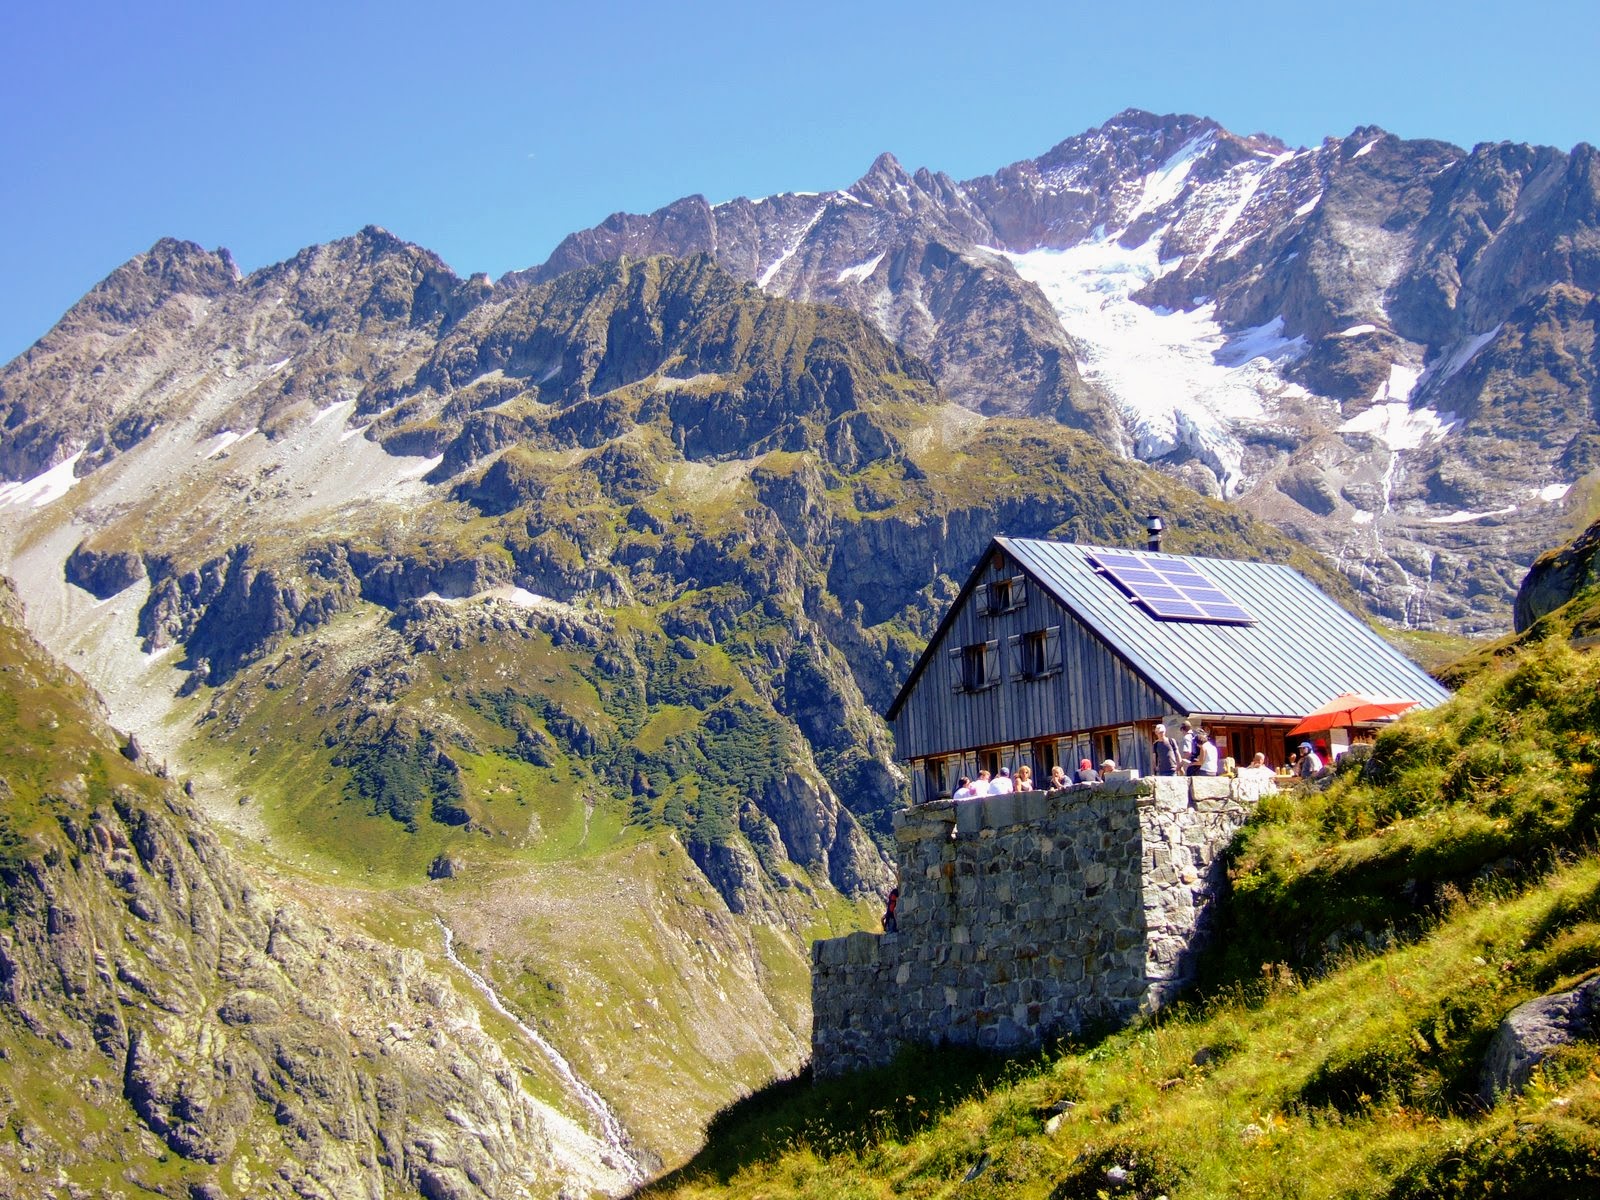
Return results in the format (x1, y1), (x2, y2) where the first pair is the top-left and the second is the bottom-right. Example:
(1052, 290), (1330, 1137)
(1480, 976), (1600, 1100)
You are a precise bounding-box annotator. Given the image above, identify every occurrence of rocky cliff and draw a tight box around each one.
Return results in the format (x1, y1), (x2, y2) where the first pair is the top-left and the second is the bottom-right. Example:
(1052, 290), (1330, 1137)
(0, 579), (640, 1198)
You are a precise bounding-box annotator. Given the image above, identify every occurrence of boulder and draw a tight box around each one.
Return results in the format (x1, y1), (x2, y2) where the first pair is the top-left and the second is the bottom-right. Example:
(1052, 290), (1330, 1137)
(1479, 975), (1600, 1100)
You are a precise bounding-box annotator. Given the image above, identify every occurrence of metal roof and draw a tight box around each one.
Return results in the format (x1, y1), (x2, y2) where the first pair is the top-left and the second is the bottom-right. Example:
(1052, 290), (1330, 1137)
(885, 536), (1449, 722)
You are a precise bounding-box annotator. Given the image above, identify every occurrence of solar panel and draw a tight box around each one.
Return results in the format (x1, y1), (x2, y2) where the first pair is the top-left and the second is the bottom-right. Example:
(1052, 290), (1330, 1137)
(1087, 550), (1255, 624)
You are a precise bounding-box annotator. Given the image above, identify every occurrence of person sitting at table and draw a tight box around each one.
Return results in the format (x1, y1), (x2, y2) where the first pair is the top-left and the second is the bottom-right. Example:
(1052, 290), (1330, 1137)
(1014, 764), (1035, 791)
(1073, 757), (1099, 785)
(1297, 742), (1324, 777)
(1048, 764), (1068, 790)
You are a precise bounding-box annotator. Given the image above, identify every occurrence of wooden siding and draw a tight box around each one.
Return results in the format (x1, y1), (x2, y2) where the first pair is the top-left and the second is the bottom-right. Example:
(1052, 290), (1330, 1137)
(890, 547), (1176, 766)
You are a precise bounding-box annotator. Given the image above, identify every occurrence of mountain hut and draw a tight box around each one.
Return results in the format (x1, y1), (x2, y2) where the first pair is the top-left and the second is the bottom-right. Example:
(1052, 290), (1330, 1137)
(885, 535), (1450, 802)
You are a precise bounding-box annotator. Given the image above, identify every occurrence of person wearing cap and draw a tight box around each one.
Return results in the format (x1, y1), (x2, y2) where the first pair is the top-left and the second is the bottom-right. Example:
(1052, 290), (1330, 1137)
(1152, 724), (1181, 776)
(1297, 741), (1324, 777)
(1098, 758), (1117, 781)
(990, 766), (1015, 795)
(1073, 757), (1100, 785)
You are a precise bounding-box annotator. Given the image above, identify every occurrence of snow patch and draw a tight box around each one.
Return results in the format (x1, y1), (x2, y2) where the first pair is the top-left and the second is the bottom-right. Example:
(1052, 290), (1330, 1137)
(758, 201), (828, 288)
(1338, 400), (1455, 451)
(0, 451), (83, 508)
(199, 428), (258, 459)
(1418, 324), (1502, 389)
(1334, 324), (1377, 338)
(1294, 192), (1323, 218)
(1353, 138), (1381, 159)
(1125, 133), (1214, 225)
(1426, 506), (1518, 524)
(652, 373), (721, 392)
(1351, 511), (1374, 525)
(1536, 483), (1572, 503)
(1199, 152), (1291, 260)
(310, 400), (354, 427)
(399, 454), (444, 479)
(498, 587), (546, 608)
(1338, 365), (1455, 451)
(836, 252), (884, 285)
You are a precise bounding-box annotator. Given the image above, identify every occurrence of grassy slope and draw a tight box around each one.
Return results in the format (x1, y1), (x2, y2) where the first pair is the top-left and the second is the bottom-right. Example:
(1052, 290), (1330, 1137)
(642, 635), (1600, 1200)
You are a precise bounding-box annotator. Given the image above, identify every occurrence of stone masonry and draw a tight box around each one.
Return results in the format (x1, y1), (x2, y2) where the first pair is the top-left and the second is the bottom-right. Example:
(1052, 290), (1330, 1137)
(810, 773), (1274, 1077)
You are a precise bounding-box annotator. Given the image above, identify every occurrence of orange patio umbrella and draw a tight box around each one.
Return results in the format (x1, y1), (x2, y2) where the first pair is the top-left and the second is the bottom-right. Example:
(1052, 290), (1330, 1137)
(1287, 692), (1420, 737)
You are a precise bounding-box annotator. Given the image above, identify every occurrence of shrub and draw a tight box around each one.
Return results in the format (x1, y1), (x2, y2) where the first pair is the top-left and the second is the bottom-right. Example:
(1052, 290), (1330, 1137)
(1387, 1115), (1600, 1199)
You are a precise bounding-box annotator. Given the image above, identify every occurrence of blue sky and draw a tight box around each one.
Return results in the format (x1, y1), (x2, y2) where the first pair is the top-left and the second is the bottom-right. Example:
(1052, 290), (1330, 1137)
(1, 0), (1595, 364)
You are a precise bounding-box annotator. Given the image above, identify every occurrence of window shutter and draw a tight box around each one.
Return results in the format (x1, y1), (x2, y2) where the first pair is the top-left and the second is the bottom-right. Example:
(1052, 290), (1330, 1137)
(984, 639), (1001, 687)
(948, 645), (964, 691)
(1007, 634), (1022, 679)
(974, 583), (990, 615)
(1010, 575), (1028, 609)
(1043, 625), (1062, 673)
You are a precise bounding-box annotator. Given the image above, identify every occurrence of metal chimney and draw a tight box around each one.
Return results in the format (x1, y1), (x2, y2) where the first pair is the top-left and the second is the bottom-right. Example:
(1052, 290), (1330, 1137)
(1146, 514), (1164, 552)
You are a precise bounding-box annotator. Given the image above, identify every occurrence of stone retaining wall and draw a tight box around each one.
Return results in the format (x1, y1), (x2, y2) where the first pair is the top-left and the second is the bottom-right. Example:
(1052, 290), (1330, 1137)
(811, 773), (1273, 1078)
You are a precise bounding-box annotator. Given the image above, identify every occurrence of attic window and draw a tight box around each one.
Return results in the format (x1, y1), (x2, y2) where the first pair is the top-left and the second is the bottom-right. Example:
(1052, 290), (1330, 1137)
(1087, 550), (1254, 625)
(978, 575), (1028, 616)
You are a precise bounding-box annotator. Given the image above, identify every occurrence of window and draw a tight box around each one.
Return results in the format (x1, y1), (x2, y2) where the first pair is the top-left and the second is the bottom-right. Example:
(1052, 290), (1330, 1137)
(925, 756), (957, 799)
(1007, 626), (1062, 679)
(976, 575), (1028, 616)
(948, 639), (1000, 691)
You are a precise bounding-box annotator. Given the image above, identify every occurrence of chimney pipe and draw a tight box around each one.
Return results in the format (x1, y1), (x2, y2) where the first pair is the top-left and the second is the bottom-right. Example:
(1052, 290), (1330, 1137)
(1146, 514), (1164, 552)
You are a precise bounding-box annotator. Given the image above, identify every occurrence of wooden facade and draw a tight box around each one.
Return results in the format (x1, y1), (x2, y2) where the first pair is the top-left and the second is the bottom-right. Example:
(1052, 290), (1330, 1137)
(890, 544), (1185, 803)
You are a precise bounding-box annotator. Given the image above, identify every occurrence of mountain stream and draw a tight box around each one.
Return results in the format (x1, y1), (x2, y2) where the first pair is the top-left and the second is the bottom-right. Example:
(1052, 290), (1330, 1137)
(438, 919), (648, 1186)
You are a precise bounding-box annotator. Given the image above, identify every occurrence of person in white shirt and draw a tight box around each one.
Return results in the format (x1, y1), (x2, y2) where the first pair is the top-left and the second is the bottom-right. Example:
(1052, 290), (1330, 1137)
(990, 767), (1015, 794)
(972, 770), (993, 796)
(952, 776), (977, 799)
(1194, 731), (1220, 776)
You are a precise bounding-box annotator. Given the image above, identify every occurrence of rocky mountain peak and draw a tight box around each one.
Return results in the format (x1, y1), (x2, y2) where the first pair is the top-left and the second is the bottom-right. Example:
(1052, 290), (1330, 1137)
(1033, 108), (1227, 175)
(51, 237), (238, 336)
(511, 195), (719, 289)
(853, 150), (911, 192)
(846, 150), (953, 221)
